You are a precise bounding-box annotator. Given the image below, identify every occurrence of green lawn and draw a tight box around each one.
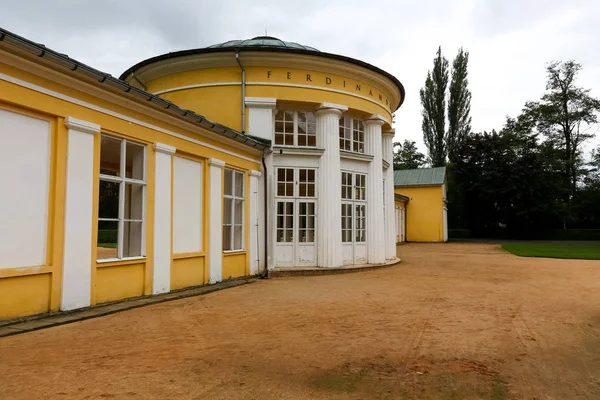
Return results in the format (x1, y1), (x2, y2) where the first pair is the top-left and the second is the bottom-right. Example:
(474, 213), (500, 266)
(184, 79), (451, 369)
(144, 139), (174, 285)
(97, 242), (117, 249)
(502, 243), (600, 260)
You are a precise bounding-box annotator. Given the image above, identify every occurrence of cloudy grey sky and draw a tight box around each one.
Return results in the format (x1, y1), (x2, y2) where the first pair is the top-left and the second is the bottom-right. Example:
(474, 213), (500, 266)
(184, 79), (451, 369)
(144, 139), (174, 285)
(2, 0), (599, 154)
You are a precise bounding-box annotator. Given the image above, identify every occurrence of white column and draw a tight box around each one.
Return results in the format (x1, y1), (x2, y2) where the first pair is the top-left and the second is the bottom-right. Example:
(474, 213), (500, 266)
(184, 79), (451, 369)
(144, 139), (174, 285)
(249, 169), (262, 275)
(245, 97), (277, 141)
(365, 115), (386, 264)
(61, 117), (100, 310)
(208, 158), (226, 283)
(316, 103), (347, 268)
(383, 131), (397, 260)
(152, 142), (175, 294)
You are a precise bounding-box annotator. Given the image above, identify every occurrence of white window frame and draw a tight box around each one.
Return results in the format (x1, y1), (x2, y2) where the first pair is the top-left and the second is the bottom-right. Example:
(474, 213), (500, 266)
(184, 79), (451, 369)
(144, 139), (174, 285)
(98, 134), (147, 261)
(340, 171), (367, 243)
(223, 168), (245, 252)
(339, 115), (365, 154)
(275, 167), (317, 244)
(274, 110), (317, 148)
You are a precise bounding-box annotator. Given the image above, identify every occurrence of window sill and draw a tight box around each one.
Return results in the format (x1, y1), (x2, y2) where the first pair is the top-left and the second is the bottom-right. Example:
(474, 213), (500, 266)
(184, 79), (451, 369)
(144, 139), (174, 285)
(273, 146), (325, 156)
(96, 256), (146, 267)
(340, 150), (374, 163)
(223, 250), (246, 256)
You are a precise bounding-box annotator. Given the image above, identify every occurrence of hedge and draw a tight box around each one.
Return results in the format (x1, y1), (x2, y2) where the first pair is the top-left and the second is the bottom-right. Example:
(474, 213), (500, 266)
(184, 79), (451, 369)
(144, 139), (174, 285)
(97, 229), (118, 243)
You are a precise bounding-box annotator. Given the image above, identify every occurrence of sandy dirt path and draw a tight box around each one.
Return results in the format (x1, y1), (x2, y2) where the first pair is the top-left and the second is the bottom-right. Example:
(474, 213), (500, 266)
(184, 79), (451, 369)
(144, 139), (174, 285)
(1, 243), (600, 399)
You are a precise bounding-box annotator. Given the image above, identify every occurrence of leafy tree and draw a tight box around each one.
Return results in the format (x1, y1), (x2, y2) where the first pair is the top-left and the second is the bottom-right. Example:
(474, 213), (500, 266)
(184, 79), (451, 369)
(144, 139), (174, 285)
(526, 61), (600, 199)
(447, 48), (472, 162)
(420, 46), (448, 167)
(393, 140), (426, 170)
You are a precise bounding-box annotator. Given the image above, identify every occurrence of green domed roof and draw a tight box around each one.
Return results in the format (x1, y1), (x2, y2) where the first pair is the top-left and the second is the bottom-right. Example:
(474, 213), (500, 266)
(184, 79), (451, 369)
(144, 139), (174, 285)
(206, 36), (319, 52)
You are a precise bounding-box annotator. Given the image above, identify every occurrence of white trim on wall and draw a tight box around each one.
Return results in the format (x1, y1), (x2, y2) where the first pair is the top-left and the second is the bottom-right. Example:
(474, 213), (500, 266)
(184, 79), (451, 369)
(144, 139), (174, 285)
(150, 80), (392, 122)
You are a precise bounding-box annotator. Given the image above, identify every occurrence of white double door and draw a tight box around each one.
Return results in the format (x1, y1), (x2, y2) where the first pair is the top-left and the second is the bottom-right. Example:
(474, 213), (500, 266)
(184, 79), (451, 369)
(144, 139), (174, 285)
(274, 167), (317, 267)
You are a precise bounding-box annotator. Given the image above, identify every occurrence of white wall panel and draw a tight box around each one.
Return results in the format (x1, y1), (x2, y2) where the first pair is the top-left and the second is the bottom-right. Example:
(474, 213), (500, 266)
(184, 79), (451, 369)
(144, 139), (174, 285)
(0, 108), (50, 269)
(173, 156), (203, 253)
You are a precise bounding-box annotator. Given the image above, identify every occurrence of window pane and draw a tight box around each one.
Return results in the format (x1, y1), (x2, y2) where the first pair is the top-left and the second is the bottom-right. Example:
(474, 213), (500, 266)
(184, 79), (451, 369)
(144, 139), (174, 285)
(286, 202), (293, 215)
(299, 183), (307, 197)
(286, 169), (293, 181)
(307, 135), (316, 147)
(125, 142), (144, 180)
(277, 183), (286, 196)
(234, 199), (243, 224)
(307, 184), (315, 197)
(98, 180), (120, 219)
(100, 135), (121, 176)
(124, 183), (144, 220)
(285, 111), (294, 122)
(285, 230), (293, 242)
(224, 169), (233, 196)
(223, 225), (232, 251)
(275, 120), (284, 133)
(284, 134), (293, 146)
(235, 171), (244, 197)
(298, 135), (307, 146)
(97, 220), (118, 260)
(285, 121), (294, 133)
(224, 198), (232, 224)
(275, 133), (284, 145)
(123, 221), (143, 257)
(234, 226), (243, 249)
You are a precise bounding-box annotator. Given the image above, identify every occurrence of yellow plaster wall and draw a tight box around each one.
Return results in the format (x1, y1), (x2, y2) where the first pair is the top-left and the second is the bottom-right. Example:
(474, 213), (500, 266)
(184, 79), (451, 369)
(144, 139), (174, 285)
(95, 263), (145, 304)
(171, 256), (205, 290)
(0, 274), (51, 320)
(145, 66), (394, 132)
(222, 253), (247, 279)
(395, 186), (445, 242)
(0, 57), (261, 320)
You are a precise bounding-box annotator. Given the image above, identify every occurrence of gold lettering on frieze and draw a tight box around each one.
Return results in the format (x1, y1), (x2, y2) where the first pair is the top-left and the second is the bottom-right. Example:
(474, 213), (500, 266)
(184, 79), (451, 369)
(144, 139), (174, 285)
(264, 70), (391, 109)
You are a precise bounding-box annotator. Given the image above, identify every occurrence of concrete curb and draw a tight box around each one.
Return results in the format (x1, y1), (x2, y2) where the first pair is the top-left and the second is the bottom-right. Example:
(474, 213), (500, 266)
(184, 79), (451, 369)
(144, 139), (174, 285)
(269, 258), (401, 277)
(0, 278), (257, 338)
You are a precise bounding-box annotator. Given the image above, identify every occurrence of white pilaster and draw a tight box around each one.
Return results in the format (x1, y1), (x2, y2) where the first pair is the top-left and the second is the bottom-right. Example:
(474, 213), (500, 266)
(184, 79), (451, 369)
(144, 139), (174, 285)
(365, 116), (386, 264)
(152, 142), (175, 294)
(264, 152), (275, 271)
(208, 158), (226, 283)
(61, 117), (100, 310)
(249, 169), (262, 275)
(383, 131), (397, 260)
(245, 97), (277, 141)
(316, 103), (347, 268)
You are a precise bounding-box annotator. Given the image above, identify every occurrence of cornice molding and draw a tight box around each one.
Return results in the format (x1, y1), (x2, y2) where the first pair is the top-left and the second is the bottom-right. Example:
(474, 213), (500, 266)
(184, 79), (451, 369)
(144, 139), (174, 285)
(64, 116), (100, 135)
(154, 142), (176, 155)
(340, 150), (374, 163)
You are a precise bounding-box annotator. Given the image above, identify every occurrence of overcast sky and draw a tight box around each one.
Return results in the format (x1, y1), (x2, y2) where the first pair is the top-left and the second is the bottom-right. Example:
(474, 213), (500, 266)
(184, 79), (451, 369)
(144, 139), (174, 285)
(2, 0), (599, 155)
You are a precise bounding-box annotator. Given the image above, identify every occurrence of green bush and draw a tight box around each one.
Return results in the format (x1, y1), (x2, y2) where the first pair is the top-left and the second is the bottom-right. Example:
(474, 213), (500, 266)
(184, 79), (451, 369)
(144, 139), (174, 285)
(97, 229), (118, 244)
(545, 229), (600, 241)
(448, 229), (472, 238)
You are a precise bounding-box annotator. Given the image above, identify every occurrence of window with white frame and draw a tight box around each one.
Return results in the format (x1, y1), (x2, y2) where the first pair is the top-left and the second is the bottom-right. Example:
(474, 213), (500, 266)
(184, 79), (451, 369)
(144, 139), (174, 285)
(223, 168), (245, 251)
(275, 167), (316, 243)
(340, 171), (366, 244)
(339, 115), (365, 153)
(274, 110), (316, 147)
(98, 135), (146, 260)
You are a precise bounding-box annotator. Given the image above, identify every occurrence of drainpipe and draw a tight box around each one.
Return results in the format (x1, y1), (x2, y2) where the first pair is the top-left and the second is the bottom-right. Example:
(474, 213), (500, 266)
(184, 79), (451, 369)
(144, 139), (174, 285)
(261, 155), (269, 278)
(235, 51), (246, 133)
